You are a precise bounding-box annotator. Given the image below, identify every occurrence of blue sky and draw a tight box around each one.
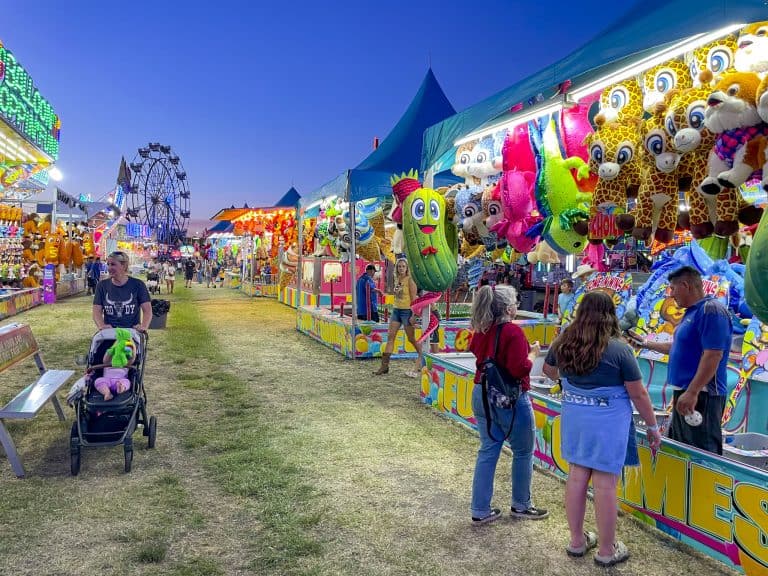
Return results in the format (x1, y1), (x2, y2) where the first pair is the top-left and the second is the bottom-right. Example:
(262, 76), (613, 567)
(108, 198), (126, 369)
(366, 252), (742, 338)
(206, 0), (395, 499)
(4, 0), (617, 222)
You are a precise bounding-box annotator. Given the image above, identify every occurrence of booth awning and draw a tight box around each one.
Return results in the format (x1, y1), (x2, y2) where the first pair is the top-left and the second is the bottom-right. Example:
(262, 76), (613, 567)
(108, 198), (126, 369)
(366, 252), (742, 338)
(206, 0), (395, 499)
(208, 220), (234, 233)
(420, 0), (768, 175)
(274, 187), (301, 208)
(305, 68), (456, 208)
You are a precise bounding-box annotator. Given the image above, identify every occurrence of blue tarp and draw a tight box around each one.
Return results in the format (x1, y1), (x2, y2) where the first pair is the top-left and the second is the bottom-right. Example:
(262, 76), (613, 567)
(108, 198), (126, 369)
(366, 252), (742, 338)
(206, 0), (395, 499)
(421, 0), (767, 175)
(304, 68), (456, 207)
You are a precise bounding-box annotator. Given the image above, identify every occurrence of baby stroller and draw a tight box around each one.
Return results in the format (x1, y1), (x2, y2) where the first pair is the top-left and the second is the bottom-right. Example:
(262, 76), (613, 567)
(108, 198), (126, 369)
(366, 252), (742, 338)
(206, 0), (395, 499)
(68, 328), (156, 475)
(146, 271), (160, 295)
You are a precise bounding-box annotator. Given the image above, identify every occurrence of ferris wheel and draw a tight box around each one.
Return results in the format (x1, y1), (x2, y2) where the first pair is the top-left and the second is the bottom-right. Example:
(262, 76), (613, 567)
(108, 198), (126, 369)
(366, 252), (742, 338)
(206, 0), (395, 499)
(126, 143), (190, 244)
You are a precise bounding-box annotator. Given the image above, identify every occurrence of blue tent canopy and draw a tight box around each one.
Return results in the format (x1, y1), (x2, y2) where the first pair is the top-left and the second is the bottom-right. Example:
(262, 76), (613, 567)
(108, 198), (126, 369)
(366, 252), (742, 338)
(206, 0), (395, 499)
(304, 68), (456, 211)
(274, 187), (301, 208)
(421, 0), (767, 176)
(208, 220), (234, 234)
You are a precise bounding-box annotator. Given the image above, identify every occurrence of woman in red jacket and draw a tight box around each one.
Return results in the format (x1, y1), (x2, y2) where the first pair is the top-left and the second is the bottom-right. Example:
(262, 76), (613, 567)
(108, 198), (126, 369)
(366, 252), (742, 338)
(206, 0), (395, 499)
(469, 284), (548, 524)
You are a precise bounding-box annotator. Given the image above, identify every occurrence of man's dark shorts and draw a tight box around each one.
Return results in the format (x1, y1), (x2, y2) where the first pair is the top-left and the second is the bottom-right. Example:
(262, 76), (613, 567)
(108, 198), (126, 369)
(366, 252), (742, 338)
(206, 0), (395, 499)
(357, 311), (380, 323)
(667, 390), (725, 455)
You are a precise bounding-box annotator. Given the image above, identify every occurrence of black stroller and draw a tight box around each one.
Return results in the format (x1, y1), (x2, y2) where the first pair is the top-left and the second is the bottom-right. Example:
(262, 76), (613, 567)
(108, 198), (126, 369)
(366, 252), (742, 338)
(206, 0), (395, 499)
(146, 271), (161, 295)
(68, 328), (156, 474)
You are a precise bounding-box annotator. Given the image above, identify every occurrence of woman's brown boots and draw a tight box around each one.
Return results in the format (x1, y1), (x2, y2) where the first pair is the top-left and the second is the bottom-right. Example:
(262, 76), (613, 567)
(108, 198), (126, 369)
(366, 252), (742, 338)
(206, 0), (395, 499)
(374, 353), (391, 375)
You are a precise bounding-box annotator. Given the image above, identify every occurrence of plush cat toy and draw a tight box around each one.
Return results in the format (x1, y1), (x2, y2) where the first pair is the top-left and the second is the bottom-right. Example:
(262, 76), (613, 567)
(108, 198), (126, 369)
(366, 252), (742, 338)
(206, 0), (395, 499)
(107, 328), (136, 368)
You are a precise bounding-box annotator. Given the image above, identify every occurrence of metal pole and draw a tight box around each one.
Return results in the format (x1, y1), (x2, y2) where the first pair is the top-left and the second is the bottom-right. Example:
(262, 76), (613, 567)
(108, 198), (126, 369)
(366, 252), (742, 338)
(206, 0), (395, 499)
(348, 174), (358, 359)
(296, 206), (303, 305)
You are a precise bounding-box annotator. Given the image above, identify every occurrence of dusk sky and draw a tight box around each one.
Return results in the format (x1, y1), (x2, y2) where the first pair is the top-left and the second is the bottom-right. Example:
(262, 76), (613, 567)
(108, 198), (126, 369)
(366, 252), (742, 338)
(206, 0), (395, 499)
(5, 0), (619, 224)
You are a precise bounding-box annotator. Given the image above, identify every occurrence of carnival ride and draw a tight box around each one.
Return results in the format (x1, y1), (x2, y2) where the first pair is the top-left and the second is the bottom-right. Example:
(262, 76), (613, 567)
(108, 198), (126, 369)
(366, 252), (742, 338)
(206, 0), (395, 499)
(127, 143), (190, 244)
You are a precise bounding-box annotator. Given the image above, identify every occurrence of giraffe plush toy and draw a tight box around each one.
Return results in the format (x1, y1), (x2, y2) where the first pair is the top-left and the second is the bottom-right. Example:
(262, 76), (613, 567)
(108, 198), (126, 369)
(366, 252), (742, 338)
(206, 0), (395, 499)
(595, 78), (644, 124)
(686, 34), (738, 87)
(632, 108), (680, 243)
(664, 87), (763, 238)
(584, 118), (642, 242)
(642, 58), (693, 114)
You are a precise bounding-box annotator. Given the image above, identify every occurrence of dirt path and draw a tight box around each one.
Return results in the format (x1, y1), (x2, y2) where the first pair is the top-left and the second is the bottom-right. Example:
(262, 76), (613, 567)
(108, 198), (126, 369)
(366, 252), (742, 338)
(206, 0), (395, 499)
(0, 286), (738, 575)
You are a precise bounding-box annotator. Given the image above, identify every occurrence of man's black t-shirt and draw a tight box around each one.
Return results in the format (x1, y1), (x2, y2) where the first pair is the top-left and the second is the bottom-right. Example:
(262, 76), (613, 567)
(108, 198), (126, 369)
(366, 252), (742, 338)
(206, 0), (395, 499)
(94, 277), (151, 328)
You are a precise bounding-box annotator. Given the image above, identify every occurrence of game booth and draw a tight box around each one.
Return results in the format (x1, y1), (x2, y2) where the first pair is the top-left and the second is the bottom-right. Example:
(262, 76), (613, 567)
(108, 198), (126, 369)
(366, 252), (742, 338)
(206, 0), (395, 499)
(211, 193), (299, 299)
(410, 5), (768, 575)
(0, 38), (63, 311)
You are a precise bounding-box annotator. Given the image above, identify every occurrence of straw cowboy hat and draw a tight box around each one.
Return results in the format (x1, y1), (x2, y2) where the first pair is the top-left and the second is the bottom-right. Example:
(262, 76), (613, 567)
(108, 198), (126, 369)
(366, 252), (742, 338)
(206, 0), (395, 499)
(572, 263), (597, 280)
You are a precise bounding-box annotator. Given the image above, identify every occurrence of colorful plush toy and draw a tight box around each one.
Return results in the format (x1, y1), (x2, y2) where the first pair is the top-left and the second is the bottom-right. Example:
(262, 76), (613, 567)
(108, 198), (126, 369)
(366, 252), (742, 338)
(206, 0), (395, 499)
(686, 34), (738, 87)
(454, 186), (487, 257)
(450, 134), (503, 187)
(746, 207), (768, 324)
(491, 170), (540, 253)
(392, 171), (458, 292)
(107, 328), (135, 368)
(633, 108), (681, 243)
(735, 22), (768, 76)
(641, 58), (692, 114)
(665, 87), (763, 238)
(502, 124), (537, 173)
(701, 71), (768, 195)
(528, 117), (592, 255)
(343, 210), (380, 262)
(584, 118), (642, 242)
(595, 78), (644, 124)
(560, 93), (600, 193)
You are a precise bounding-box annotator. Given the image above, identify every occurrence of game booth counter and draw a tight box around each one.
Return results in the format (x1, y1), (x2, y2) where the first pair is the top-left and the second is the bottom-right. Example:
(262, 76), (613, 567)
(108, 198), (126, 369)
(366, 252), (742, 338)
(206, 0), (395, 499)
(410, 2), (768, 572)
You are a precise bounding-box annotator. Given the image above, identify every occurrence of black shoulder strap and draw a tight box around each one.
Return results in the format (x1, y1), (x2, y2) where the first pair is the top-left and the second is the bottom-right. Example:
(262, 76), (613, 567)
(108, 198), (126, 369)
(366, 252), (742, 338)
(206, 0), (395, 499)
(493, 322), (506, 360)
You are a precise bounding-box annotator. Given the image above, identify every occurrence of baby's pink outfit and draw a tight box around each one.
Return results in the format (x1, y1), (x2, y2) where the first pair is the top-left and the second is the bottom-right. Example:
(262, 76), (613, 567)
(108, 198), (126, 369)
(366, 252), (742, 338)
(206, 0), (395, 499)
(94, 367), (131, 395)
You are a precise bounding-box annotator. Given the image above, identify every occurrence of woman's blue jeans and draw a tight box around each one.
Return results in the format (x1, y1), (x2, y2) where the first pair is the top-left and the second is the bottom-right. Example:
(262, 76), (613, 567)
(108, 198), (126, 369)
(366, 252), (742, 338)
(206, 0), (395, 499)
(471, 385), (535, 517)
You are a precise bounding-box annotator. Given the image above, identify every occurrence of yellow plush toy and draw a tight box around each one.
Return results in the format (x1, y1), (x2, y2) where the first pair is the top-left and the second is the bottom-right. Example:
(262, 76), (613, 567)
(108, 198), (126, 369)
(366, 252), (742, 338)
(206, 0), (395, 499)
(642, 58), (692, 114)
(595, 78), (644, 124)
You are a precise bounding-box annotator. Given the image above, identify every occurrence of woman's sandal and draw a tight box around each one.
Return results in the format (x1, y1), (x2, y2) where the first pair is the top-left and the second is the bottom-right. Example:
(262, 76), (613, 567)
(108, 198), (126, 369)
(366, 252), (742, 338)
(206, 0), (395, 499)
(594, 541), (630, 567)
(566, 531), (598, 557)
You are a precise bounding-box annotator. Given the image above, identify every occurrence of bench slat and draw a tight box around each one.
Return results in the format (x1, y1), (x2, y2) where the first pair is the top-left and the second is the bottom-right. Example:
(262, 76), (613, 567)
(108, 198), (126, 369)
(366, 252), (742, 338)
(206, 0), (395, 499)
(0, 369), (74, 419)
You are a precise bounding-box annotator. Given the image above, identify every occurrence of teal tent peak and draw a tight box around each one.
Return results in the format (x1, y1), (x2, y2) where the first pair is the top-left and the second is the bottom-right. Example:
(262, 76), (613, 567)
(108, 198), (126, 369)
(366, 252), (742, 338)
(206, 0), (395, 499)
(274, 187), (301, 208)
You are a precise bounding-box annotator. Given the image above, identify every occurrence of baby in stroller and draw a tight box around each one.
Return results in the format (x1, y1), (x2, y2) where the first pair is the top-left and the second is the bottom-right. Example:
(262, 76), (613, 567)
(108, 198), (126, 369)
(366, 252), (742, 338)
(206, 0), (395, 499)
(94, 328), (136, 401)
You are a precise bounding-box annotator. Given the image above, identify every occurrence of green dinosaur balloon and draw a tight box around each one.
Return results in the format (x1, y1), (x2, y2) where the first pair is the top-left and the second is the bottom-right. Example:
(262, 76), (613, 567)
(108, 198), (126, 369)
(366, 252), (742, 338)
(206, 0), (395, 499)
(107, 328), (134, 368)
(531, 117), (592, 255)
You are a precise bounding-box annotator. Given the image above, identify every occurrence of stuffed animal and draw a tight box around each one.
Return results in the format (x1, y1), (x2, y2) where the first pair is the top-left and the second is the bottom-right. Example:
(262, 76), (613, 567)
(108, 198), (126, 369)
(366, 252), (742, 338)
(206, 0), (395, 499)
(735, 22), (768, 76)
(664, 87), (763, 238)
(584, 118), (642, 242)
(343, 210), (380, 262)
(633, 108), (681, 243)
(450, 134), (503, 187)
(528, 116), (592, 255)
(560, 93), (600, 193)
(491, 170), (541, 253)
(526, 240), (561, 265)
(107, 328), (135, 368)
(454, 186), (487, 257)
(701, 71), (768, 195)
(686, 34), (738, 87)
(595, 78), (644, 124)
(642, 58), (692, 114)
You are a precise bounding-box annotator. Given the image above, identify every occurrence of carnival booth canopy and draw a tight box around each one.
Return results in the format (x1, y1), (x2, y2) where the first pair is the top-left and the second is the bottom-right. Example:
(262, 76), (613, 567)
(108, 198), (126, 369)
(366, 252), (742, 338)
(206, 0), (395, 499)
(420, 0), (768, 178)
(306, 68), (456, 211)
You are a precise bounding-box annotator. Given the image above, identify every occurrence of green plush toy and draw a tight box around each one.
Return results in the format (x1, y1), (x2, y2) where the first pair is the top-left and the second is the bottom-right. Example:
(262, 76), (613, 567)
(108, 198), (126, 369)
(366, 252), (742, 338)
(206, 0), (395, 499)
(107, 328), (135, 368)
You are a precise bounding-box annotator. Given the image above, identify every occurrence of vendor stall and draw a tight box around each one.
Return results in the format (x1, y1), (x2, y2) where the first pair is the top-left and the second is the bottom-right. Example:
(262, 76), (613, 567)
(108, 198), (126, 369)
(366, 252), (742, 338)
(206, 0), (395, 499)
(212, 190), (299, 299)
(410, 3), (768, 574)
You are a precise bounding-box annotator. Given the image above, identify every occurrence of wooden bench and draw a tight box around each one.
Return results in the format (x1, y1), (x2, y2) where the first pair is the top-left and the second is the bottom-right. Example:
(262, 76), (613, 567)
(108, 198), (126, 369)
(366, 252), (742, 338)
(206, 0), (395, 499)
(0, 323), (74, 478)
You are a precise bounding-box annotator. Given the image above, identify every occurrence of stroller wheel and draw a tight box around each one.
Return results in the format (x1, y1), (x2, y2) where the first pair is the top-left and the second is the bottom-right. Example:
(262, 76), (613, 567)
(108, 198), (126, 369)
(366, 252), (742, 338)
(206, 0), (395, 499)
(124, 438), (133, 473)
(70, 422), (81, 476)
(147, 416), (157, 449)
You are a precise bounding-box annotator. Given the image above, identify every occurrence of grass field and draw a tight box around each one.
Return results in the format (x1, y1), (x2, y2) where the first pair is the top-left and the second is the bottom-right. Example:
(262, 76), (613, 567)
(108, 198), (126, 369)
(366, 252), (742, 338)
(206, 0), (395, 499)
(0, 286), (738, 575)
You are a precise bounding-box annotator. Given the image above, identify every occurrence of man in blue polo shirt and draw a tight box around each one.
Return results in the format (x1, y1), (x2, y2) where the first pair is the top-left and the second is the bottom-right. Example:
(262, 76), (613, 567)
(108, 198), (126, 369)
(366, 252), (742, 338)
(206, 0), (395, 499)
(640, 266), (732, 454)
(356, 264), (380, 322)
